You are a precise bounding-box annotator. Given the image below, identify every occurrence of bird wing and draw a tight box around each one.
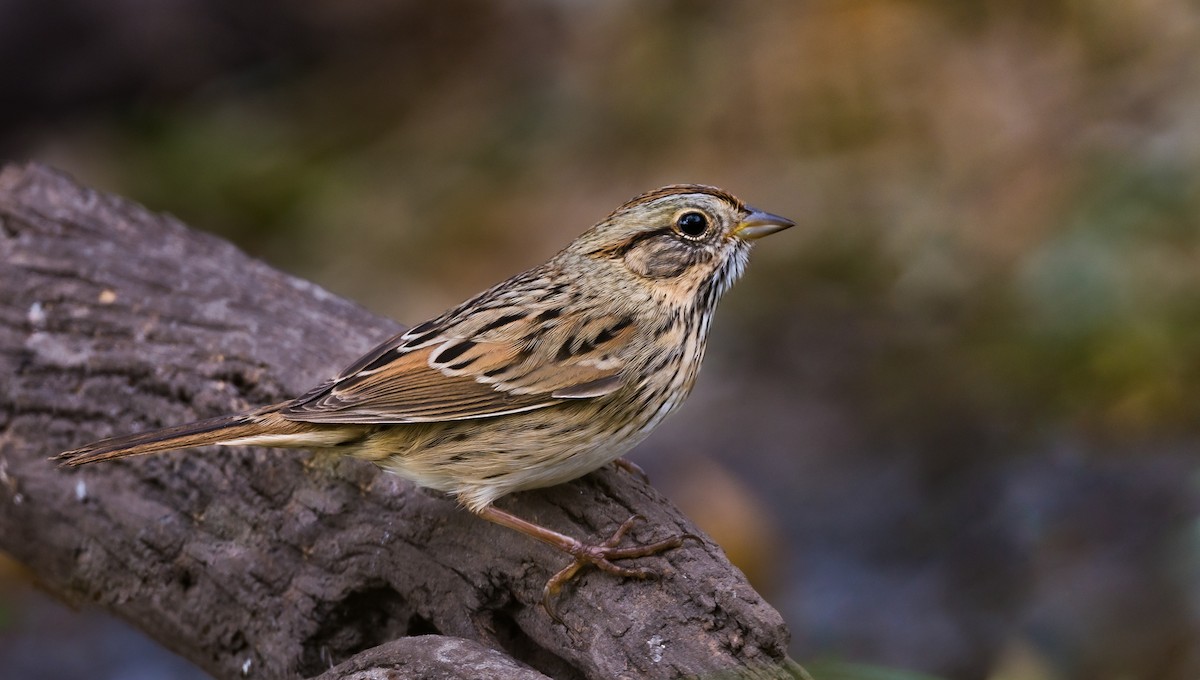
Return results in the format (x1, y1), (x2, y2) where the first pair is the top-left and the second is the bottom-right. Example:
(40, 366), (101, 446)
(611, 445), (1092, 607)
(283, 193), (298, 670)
(280, 308), (637, 424)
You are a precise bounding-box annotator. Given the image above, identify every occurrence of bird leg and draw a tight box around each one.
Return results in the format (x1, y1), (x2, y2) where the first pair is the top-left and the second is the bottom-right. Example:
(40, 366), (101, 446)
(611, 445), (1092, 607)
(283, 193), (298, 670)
(475, 505), (688, 620)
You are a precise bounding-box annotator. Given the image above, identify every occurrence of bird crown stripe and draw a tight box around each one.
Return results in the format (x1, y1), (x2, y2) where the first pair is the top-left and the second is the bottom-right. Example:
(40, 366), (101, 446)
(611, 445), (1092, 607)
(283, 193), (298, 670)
(610, 184), (744, 215)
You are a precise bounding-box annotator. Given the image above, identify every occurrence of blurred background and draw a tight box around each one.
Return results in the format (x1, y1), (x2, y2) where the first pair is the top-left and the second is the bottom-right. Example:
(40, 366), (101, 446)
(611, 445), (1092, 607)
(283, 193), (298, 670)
(2, 0), (1199, 678)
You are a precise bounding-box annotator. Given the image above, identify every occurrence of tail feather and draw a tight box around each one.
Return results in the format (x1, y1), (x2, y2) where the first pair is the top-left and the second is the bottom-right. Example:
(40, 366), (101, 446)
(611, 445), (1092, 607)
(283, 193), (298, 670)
(54, 409), (328, 466)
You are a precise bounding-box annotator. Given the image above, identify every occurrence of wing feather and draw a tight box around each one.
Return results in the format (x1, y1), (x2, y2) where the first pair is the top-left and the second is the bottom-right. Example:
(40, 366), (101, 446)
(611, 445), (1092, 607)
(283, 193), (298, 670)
(280, 307), (638, 424)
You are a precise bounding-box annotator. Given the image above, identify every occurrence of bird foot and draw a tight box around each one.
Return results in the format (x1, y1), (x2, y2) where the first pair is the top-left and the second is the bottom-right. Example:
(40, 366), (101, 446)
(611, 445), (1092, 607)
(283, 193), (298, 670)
(473, 505), (696, 623)
(541, 514), (692, 622)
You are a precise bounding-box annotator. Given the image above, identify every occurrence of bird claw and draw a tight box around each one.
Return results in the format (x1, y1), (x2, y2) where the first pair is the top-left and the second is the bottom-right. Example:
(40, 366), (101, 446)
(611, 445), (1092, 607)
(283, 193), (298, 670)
(541, 514), (686, 623)
(610, 457), (651, 483)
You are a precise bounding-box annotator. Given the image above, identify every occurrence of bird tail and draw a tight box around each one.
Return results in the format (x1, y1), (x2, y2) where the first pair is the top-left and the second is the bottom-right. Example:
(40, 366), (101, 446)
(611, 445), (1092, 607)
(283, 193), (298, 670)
(54, 408), (345, 466)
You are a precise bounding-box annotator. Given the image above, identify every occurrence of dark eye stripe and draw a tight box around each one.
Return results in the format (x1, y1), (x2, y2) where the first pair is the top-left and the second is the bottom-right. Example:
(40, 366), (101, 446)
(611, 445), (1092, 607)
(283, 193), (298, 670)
(590, 228), (675, 259)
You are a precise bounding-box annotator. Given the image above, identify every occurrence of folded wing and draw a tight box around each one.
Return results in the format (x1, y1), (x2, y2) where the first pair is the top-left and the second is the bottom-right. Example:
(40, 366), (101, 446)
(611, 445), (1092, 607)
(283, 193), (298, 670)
(281, 308), (637, 424)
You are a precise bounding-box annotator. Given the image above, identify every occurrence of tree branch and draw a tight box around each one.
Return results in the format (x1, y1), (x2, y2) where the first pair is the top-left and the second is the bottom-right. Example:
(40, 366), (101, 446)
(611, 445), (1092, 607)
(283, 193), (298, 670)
(0, 163), (806, 679)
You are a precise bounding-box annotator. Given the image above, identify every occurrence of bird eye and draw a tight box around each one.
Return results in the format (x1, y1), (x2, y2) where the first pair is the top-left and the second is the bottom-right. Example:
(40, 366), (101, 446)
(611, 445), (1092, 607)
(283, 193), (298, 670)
(676, 211), (709, 238)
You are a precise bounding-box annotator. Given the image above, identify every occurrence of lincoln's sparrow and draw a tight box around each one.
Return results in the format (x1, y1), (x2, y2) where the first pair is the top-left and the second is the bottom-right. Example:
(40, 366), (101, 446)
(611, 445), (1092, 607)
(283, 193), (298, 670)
(56, 184), (793, 615)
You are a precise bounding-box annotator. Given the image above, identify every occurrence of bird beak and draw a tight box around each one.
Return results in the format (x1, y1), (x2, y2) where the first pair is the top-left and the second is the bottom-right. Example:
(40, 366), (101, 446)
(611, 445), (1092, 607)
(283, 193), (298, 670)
(732, 208), (795, 241)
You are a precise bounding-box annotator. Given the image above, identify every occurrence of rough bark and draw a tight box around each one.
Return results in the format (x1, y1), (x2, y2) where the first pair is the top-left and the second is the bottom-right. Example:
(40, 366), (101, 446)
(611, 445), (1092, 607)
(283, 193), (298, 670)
(312, 637), (553, 680)
(0, 163), (807, 679)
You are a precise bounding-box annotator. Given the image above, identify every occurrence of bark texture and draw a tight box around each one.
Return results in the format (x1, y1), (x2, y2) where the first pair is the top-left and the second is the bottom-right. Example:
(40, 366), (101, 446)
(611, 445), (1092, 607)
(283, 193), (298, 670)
(0, 163), (807, 679)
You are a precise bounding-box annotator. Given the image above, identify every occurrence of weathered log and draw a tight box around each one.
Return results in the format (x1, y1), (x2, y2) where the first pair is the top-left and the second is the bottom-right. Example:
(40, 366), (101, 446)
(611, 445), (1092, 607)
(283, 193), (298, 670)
(0, 163), (806, 679)
(312, 637), (553, 680)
